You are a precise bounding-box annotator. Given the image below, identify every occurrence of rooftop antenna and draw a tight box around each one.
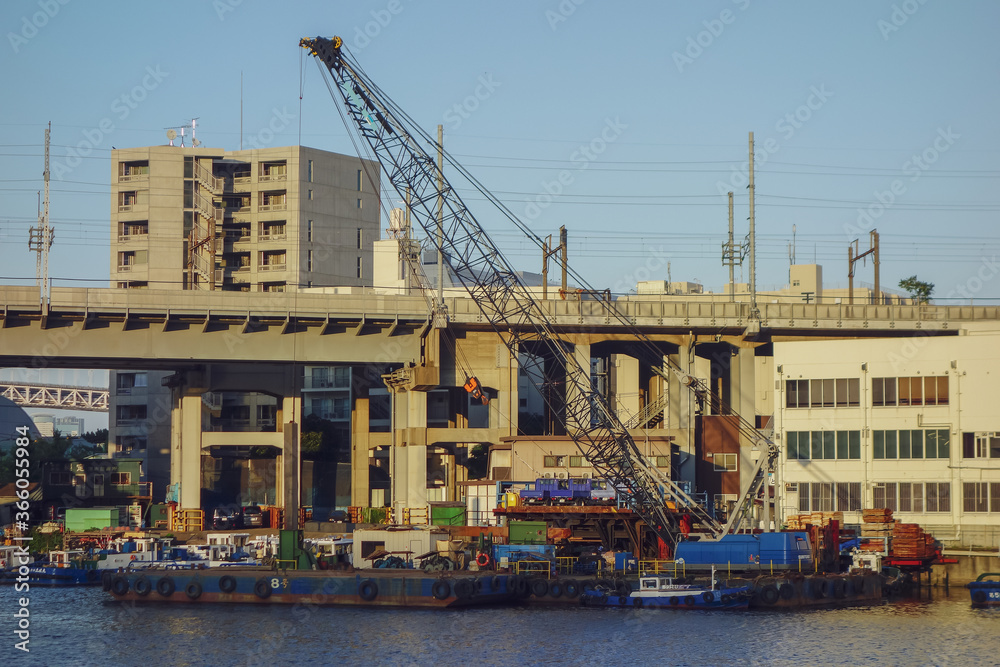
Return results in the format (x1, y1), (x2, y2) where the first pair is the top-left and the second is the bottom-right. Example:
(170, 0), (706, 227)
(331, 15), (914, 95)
(166, 128), (178, 146)
(28, 121), (53, 305)
(789, 224), (797, 266)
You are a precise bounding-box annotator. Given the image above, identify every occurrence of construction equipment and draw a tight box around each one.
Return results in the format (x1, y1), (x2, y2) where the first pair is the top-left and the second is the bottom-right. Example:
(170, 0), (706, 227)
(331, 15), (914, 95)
(301, 35), (776, 548)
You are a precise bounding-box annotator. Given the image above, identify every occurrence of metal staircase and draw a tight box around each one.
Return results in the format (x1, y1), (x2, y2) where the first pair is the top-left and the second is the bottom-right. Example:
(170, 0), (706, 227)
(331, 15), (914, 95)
(624, 392), (669, 430)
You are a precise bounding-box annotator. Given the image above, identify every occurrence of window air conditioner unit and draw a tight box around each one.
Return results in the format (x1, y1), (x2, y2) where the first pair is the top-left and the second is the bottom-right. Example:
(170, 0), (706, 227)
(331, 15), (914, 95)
(582, 473), (590, 479)
(785, 483), (797, 492)
(542, 473), (551, 478)
(557, 473), (566, 479)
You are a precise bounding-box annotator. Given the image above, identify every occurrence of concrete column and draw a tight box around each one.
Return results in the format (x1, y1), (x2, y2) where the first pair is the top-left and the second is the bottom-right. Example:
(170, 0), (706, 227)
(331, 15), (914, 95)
(613, 354), (640, 422)
(351, 395), (371, 507)
(565, 341), (591, 434)
(178, 392), (203, 510)
(280, 395), (301, 530)
(391, 390), (428, 523)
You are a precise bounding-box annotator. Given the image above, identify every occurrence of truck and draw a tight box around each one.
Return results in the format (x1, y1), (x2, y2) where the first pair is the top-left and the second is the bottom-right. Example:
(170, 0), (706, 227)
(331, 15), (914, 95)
(518, 478), (618, 505)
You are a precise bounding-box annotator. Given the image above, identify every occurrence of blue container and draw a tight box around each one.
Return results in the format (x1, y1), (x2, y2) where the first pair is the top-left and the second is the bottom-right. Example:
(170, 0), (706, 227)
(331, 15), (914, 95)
(614, 552), (637, 571)
(675, 533), (813, 569)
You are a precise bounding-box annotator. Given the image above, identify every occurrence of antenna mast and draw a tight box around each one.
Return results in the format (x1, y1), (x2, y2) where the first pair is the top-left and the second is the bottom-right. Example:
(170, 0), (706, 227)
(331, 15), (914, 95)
(28, 122), (54, 304)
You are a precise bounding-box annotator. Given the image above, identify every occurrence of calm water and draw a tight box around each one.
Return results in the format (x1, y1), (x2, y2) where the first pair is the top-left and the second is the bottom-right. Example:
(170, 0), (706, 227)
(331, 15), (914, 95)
(1, 585), (994, 666)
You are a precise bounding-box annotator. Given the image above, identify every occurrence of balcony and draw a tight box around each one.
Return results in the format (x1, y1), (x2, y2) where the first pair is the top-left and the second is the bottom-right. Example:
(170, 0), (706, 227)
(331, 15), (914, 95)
(118, 173), (148, 183)
(259, 232), (287, 242)
(117, 264), (134, 272)
(259, 172), (286, 183)
(259, 263), (286, 272)
(259, 203), (287, 212)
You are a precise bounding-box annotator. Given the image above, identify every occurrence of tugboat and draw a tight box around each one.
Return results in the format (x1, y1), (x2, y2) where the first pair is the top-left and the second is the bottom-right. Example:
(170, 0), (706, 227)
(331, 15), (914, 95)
(967, 573), (1000, 607)
(581, 567), (752, 610)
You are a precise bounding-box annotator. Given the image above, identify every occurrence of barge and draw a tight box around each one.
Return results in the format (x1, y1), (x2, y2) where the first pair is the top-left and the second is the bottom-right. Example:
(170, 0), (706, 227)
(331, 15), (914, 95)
(104, 567), (518, 608)
(967, 572), (1000, 607)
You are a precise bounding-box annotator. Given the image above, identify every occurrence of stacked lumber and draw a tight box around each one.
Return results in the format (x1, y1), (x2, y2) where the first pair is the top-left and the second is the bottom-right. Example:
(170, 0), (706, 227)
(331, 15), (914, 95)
(858, 508), (894, 551)
(785, 511), (843, 530)
(890, 523), (934, 559)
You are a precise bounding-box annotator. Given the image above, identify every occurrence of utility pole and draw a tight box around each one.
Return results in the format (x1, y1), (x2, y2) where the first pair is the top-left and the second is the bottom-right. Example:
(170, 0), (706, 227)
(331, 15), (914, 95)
(542, 234), (560, 300)
(748, 132), (758, 317)
(721, 191), (739, 302)
(848, 229), (880, 305)
(559, 225), (568, 296)
(28, 122), (53, 305)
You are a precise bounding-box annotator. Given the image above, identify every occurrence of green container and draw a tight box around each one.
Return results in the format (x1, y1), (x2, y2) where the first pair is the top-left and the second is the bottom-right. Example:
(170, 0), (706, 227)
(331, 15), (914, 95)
(508, 520), (547, 545)
(65, 507), (119, 532)
(148, 504), (169, 527)
(430, 502), (467, 527)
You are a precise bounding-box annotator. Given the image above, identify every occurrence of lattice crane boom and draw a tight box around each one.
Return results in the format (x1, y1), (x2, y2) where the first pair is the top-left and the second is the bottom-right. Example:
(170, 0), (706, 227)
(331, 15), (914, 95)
(301, 35), (738, 545)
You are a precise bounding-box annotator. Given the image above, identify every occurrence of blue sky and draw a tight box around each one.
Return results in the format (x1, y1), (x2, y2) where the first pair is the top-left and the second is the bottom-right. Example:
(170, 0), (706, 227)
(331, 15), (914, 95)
(1, 0), (998, 310)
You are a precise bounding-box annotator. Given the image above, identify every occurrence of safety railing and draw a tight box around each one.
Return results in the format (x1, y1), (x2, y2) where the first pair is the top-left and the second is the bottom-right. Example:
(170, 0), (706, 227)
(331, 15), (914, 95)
(515, 560), (552, 579)
(638, 560), (687, 577)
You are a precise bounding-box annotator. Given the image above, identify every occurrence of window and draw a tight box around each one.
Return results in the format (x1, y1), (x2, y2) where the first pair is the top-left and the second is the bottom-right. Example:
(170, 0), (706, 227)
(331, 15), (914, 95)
(357, 169), (363, 191)
(543, 456), (566, 468)
(798, 482), (859, 512)
(357, 227), (363, 250)
(49, 471), (71, 485)
(873, 376), (948, 406)
(569, 456), (585, 468)
(712, 452), (738, 472)
(307, 250), (314, 272)
(110, 472), (131, 485)
(875, 482), (950, 513)
(786, 378), (858, 408)
(357, 198), (363, 209)
(926, 483), (951, 513)
(787, 431), (860, 460)
(654, 456), (670, 468)
(963, 432), (1000, 459)
(308, 159), (314, 182)
(307, 219), (313, 243)
(873, 483), (897, 512)
(874, 429), (949, 459)
(963, 482), (989, 513)
(308, 189), (314, 200)
(518, 398), (527, 408)
(836, 482), (862, 512)
(786, 380), (808, 408)
(356, 256), (363, 278)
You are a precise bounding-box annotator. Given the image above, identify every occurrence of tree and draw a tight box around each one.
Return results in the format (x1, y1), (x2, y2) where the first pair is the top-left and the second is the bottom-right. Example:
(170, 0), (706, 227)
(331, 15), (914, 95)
(82, 428), (109, 446)
(467, 444), (489, 479)
(898, 275), (934, 304)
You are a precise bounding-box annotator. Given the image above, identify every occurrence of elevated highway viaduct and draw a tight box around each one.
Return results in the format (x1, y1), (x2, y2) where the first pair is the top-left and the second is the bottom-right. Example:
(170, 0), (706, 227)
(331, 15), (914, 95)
(2, 285), (996, 524)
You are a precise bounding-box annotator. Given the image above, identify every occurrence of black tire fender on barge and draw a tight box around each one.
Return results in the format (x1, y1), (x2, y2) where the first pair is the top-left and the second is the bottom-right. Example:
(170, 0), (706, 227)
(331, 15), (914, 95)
(156, 576), (175, 597)
(219, 575), (237, 594)
(702, 591), (715, 604)
(133, 576), (152, 597)
(530, 578), (549, 598)
(779, 582), (795, 600)
(110, 576), (129, 597)
(760, 584), (780, 605)
(490, 575), (502, 593)
(185, 581), (203, 600)
(548, 580), (563, 598)
(358, 579), (378, 601)
(254, 578), (271, 599)
(972, 590), (987, 604)
(432, 579), (451, 600)
(563, 579), (580, 599)
(101, 571), (114, 591)
(453, 578), (474, 599)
